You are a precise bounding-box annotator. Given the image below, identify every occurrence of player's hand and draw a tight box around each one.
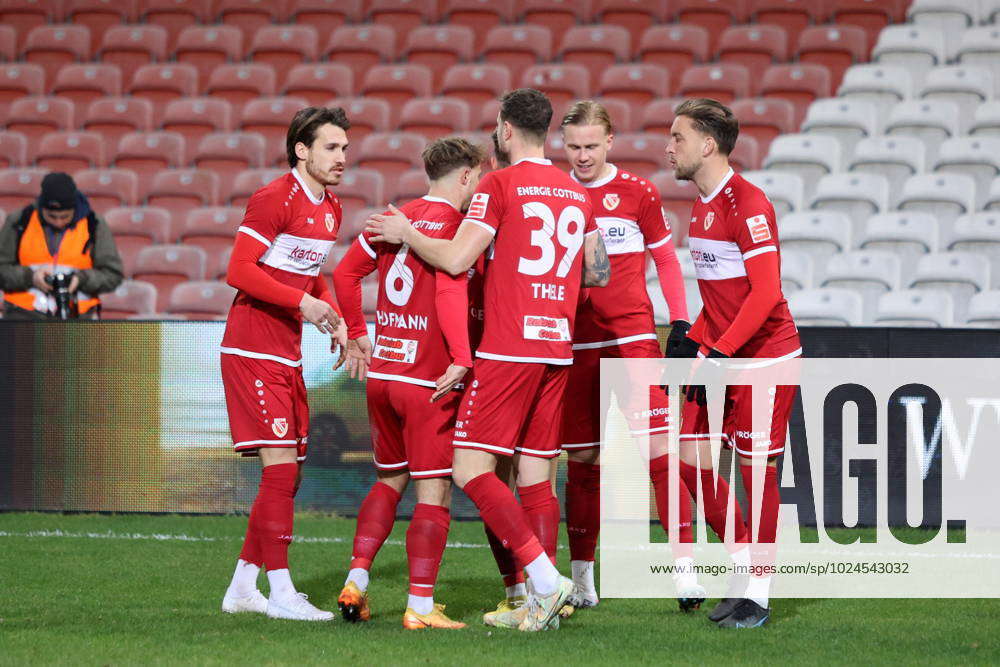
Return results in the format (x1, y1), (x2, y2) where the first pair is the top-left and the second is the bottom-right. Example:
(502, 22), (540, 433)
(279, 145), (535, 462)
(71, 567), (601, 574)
(32, 267), (53, 292)
(331, 319), (349, 371)
(299, 293), (339, 334)
(683, 349), (729, 406)
(365, 203), (411, 245)
(664, 320), (693, 356)
(431, 363), (468, 402)
(345, 335), (372, 380)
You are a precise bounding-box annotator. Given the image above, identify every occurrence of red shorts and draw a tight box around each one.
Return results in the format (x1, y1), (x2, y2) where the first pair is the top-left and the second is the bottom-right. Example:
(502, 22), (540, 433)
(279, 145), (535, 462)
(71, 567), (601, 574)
(221, 353), (309, 461)
(561, 337), (669, 451)
(453, 358), (569, 459)
(367, 377), (460, 478)
(679, 384), (796, 458)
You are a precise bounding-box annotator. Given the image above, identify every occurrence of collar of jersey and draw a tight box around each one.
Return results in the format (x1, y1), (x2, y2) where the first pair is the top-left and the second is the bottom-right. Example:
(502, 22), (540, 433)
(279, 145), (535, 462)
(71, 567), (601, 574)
(422, 194), (459, 211)
(570, 163), (618, 189)
(291, 167), (326, 205)
(513, 157), (552, 166)
(699, 167), (735, 204)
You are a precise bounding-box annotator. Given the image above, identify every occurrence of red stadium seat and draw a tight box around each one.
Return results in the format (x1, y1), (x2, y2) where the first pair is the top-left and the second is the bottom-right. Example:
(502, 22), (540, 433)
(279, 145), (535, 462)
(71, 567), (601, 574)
(101, 279), (158, 318)
(593, 0), (669, 48)
(717, 25), (789, 93)
(327, 97), (392, 147)
(760, 63), (831, 128)
(290, 0), (363, 37)
(114, 131), (186, 201)
(730, 97), (795, 155)
(650, 170), (699, 245)
(360, 64), (433, 127)
(0, 64), (45, 113)
(830, 0), (904, 51)
(751, 0), (827, 48)
(239, 97), (310, 167)
(167, 280), (237, 319)
(730, 134), (761, 171)
(6, 97), (75, 156)
(229, 168), (284, 208)
(399, 97), (471, 139)
(249, 25), (319, 83)
(369, 0), (437, 35)
(193, 133), (266, 200)
(522, 0), (591, 47)
(482, 25), (553, 87)
(598, 64), (669, 107)
(179, 207), (243, 258)
(441, 64), (511, 120)
(520, 64), (590, 112)
(99, 25), (167, 87)
(0, 25), (15, 61)
(65, 0), (135, 57)
(216, 0), (283, 40)
(83, 97), (153, 147)
(639, 97), (687, 134)
(588, 97), (633, 132)
(403, 25), (474, 91)
(161, 97), (234, 148)
(214, 246), (232, 279)
(174, 26), (242, 88)
(672, 0), (748, 53)
(104, 206), (172, 270)
(476, 98), (502, 132)
(21, 25), (90, 85)
(0, 133), (27, 168)
(609, 133), (668, 175)
(324, 25), (396, 84)
(677, 64), (750, 105)
(74, 169), (139, 210)
(637, 25), (709, 93)
(545, 133), (571, 171)
(0, 1), (55, 51)
(391, 169), (428, 203)
(146, 170), (220, 224)
(0, 168), (48, 212)
(559, 24), (631, 78)
(138, 0), (213, 51)
(205, 63), (276, 109)
(36, 131), (105, 172)
(342, 207), (382, 242)
(133, 244), (208, 310)
(337, 168), (386, 220)
(797, 24), (869, 91)
(444, 0), (516, 46)
(357, 132), (425, 183)
(283, 64), (354, 106)
(127, 64), (199, 126)
(51, 63), (122, 109)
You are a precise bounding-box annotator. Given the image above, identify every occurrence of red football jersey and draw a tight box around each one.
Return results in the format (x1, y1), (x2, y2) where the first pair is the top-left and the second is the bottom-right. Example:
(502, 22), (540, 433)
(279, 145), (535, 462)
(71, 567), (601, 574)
(221, 170), (342, 366)
(465, 158), (599, 364)
(687, 169), (800, 358)
(360, 196), (471, 387)
(571, 164), (675, 346)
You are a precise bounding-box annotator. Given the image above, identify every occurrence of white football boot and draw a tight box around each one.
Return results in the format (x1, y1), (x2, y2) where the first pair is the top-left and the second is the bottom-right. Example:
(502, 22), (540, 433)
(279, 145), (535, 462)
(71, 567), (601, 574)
(266, 593), (335, 621)
(221, 589), (268, 614)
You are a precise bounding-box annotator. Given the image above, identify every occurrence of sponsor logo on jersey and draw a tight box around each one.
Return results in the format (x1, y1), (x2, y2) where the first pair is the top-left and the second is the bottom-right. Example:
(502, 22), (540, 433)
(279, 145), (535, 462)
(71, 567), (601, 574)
(261, 233), (335, 275)
(523, 315), (570, 342)
(325, 213), (335, 233)
(660, 208), (672, 232)
(704, 211), (715, 230)
(746, 214), (772, 243)
(467, 192), (489, 219)
(289, 245), (329, 264)
(373, 335), (419, 364)
(413, 219), (445, 231)
(602, 193), (620, 211)
(306, 217), (314, 225)
(272, 417), (288, 438)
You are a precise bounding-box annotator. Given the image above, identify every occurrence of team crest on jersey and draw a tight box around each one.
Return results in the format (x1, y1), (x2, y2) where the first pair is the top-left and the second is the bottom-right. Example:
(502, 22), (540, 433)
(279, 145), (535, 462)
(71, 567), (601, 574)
(704, 211), (715, 230)
(271, 417), (288, 438)
(602, 193), (620, 211)
(325, 213), (335, 232)
(467, 193), (489, 219)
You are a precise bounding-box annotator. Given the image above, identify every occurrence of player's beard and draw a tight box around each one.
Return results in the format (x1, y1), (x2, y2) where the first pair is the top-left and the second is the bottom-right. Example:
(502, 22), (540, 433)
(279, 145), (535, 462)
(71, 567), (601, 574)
(492, 130), (510, 168)
(305, 154), (342, 187)
(673, 157), (701, 182)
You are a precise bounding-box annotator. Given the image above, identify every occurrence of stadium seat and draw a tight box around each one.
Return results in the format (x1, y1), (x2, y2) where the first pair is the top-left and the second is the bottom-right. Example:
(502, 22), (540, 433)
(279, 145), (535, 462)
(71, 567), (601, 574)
(0, 1), (56, 50)
(752, 0), (827, 48)
(909, 251), (989, 321)
(0, 168), (48, 212)
(360, 64), (434, 127)
(649, 170), (699, 244)
(290, 0), (362, 37)
(872, 25), (948, 84)
(216, 0), (282, 39)
(161, 97), (234, 148)
(441, 64), (511, 120)
(83, 97), (153, 147)
(731, 98), (795, 156)
(476, 98), (502, 133)
(36, 131), (105, 172)
(0, 133), (26, 168)
(830, 0), (904, 52)
(593, 0), (670, 47)
(101, 279), (158, 319)
(324, 25), (396, 84)
(876, 289), (954, 327)
(402, 25), (474, 91)
(325, 97), (391, 146)
(521, 0), (592, 47)
(898, 173), (977, 228)
(919, 66), (994, 126)
(787, 287), (864, 326)
(859, 212), (940, 268)
(99, 25), (168, 88)
(179, 207), (243, 258)
(214, 246), (233, 279)
(228, 168), (284, 208)
(545, 134), (571, 171)
(398, 98), (471, 139)
(801, 98), (879, 156)
(796, 24), (868, 91)
(51, 63), (122, 109)
(21, 25), (90, 84)
(637, 26), (709, 91)
(849, 136), (927, 200)
(677, 64), (749, 105)
(342, 207), (382, 241)
(956, 27), (1000, 85)
(104, 206), (173, 270)
(763, 134), (842, 199)
(964, 290), (1000, 327)
(357, 133), (425, 184)
(809, 173), (889, 238)
(127, 64), (198, 126)
(0, 64), (44, 113)
(778, 211), (852, 262)
(607, 134), (668, 175)
(174, 26), (242, 88)
(760, 64), (831, 128)
(444, 0), (516, 46)
(282, 64), (354, 107)
(597, 64), (669, 107)
(730, 135), (761, 171)
(133, 245), (208, 311)
(5, 97), (75, 156)
(336, 169), (386, 220)
(885, 100), (963, 161)
(74, 169), (139, 211)
(970, 101), (1000, 138)
(908, 0), (977, 55)
(391, 169), (429, 203)
(949, 213), (1000, 287)
(559, 25), (631, 76)
(166, 281), (236, 320)
(205, 64), (277, 110)
(520, 64), (591, 111)
(146, 170), (220, 222)
(717, 25), (789, 92)
(934, 137), (1000, 207)
(239, 97), (309, 167)
(672, 0), (748, 53)
(838, 64), (915, 117)
(822, 250), (902, 323)
(139, 0), (212, 51)
(779, 248), (815, 293)
(986, 177), (1000, 211)
(249, 25), (319, 83)
(114, 131), (186, 201)
(368, 0), (437, 34)
(193, 133), (266, 201)
(482, 25), (553, 86)
(589, 97), (633, 132)
(741, 170), (805, 218)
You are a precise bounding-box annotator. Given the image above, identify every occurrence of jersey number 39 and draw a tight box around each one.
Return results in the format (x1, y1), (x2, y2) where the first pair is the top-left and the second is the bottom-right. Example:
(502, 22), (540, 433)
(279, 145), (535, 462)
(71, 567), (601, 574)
(518, 202), (585, 278)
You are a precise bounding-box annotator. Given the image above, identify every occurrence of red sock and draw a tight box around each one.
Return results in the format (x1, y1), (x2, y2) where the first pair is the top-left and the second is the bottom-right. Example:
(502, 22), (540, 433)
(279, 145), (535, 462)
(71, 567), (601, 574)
(350, 481), (401, 570)
(464, 472), (545, 567)
(485, 525), (524, 588)
(649, 456), (694, 558)
(406, 503), (450, 598)
(679, 461), (748, 546)
(741, 464), (780, 572)
(254, 462), (298, 571)
(518, 481), (560, 565)
(238, 515), (263, 566)
(565, 460), (600, 562)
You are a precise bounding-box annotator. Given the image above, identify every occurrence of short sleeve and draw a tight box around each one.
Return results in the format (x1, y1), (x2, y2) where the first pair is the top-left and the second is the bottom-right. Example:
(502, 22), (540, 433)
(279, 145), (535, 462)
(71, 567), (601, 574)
(637, 181), (672, 249)
(462, 172), (504, 236)
(584, 204), (599, 235)
(729, 188), (779, 262)
(237, 187), (288, 248)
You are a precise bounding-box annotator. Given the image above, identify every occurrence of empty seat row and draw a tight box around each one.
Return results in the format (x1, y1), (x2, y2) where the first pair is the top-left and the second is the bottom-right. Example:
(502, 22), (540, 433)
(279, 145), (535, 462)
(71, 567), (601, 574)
(787, 287), (1000, 328)
(101, 278), (236, 320)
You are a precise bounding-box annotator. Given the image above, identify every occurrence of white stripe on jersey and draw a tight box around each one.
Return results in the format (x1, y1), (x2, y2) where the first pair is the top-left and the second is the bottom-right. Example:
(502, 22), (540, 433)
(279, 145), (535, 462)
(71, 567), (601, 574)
(571, 332), (658, 350)
(220, 346), (302, 367)
(238, 226), (272, 247)
(359, 234), (376, 258)
(258, 232), (335, 276)
(743, 245), (777, 261)
(646, 233), (672, 249)
(366, 371), (437, 389)
(688, 237), (747, 281)
(596, 216), (644, 255)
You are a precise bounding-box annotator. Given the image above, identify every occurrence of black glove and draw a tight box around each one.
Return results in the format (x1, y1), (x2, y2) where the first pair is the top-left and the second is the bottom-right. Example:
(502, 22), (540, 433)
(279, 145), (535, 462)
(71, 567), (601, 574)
(664, 319), (693, 356)
(683, 349), (729, 406)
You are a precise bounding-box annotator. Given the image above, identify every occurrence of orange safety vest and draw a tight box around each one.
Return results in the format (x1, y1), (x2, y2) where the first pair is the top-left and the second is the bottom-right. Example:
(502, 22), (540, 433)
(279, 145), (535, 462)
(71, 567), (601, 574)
(4, 208), (100, 315)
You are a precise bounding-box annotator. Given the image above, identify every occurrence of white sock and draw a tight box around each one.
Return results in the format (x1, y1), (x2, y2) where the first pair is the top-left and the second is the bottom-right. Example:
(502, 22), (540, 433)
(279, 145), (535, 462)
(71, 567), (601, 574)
(525, 554), (559, 596)
(506, 583), (527, 599)
(672, 556), (697, 590)
(730, 546), (751, 571)
(266, 568), (296, 601)
(745, 576), (771, 609)
(228, 559), (260, 595)
(571, 560), (596, 594)
(346, 567), (370, 592)
(408, 594), (434, 615)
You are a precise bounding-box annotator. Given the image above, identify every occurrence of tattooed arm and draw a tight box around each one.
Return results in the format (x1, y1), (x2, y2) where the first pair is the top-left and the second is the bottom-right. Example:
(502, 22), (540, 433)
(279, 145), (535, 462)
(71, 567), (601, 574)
(582, 231), (611, 287)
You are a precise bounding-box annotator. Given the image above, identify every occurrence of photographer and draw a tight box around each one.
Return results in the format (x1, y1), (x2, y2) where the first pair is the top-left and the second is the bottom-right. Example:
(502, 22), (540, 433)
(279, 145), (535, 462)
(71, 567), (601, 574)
(0, 172), (123, 319)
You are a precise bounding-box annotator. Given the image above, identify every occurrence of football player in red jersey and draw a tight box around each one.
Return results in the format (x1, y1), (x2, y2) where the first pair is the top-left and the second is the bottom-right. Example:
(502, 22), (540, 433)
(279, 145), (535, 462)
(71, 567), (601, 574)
(219, 107), (350, 622)
(666, 99), (802, 629)
(367, 89), (610, 632)
(557, 100), (704, 613)
(331, 137), (487, 630)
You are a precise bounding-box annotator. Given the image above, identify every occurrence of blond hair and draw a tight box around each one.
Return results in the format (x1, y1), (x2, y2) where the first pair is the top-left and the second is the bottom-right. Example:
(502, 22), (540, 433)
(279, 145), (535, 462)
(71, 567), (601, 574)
(560, 100), (614, 135)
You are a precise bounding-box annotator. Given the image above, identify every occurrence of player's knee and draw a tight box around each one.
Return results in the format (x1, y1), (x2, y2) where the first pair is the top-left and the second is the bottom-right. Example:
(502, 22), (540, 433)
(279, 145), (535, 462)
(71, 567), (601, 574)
(376, 469), (410, 494)
(414, 477), (451, 506)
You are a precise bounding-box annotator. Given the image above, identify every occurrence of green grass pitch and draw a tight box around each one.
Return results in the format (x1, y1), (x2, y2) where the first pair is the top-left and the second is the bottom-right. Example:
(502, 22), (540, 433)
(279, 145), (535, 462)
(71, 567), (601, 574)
(2, 512), (999, 665)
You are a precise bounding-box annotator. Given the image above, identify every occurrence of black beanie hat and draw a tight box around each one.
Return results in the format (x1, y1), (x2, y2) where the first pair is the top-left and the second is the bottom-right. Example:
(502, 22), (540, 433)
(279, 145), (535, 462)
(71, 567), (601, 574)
(39, 172), (77, 211)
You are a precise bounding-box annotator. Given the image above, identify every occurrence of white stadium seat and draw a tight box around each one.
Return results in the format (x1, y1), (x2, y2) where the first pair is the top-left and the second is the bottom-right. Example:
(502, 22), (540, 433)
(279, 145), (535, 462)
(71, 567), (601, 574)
(675, 248), (696, 278)
(986, 176), (1000, 210)
(763, 133), (842, 199)
(646, 279), (700, 324)
(787, 288), (864, 326)
(822, 250), (903, 323)
(908, 0), (979, 35)
(778, 211), (852, 265)
(970, 101), (1000, 137)
(919, 65), (994, 126)
(838, 64), (915, 116)
(909, 251), (990, 321)
(809, 172), (890, 239)
(849, 136), (927, 200)
(949, 213), (1000, 286)
(964, 290), (1000, 327)
(933, 136), (1000, 206)
(780, 249), (815, 294)
(859, 212), (940, 276)
(741, 170), (804, 218)
(801, 98), (879, 156)
(875, 289), (954, 327)
(984, 0), (1000, 24)
(955, 27), (1000, 88)
(897, 173), (977, 229)
(872, 25), (949, 84)
(885, 99), (963, 162)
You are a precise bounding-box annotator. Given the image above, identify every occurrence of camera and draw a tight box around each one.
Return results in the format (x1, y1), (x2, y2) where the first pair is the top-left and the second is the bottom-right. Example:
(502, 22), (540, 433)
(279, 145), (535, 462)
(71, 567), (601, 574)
(45, 271), (78, 319)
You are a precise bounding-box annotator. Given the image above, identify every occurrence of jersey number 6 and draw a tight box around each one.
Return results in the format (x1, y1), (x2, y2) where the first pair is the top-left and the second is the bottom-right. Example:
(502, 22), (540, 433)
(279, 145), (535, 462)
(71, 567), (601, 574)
(386, 244), (415, 306)
(517, 202), (585, 278)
